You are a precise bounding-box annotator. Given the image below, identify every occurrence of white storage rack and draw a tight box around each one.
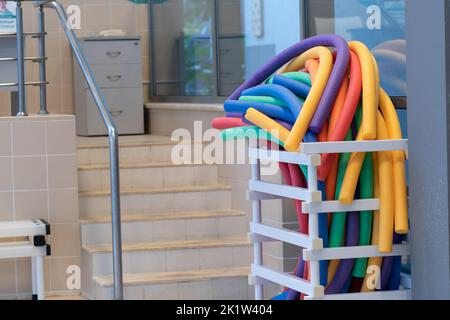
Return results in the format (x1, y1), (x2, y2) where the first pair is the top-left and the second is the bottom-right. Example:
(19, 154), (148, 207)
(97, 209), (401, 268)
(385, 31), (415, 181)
(0, 219), (50, 300)
(248, 139), (411, 300)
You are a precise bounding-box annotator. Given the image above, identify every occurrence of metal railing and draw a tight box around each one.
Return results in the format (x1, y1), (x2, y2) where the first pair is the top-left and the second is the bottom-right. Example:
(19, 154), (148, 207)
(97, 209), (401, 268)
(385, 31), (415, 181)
(0, 1), (123, 299)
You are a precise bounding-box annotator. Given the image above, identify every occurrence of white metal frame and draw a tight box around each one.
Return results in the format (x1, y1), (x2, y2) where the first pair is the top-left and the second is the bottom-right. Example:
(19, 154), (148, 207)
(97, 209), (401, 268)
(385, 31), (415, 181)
(0, 219), (49, 300)
(248, 139), (411, 300)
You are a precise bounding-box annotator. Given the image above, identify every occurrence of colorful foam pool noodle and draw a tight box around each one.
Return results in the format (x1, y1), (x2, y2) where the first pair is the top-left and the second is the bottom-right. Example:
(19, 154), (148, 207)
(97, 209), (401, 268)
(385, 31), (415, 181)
(329, 130), (353, 247)
(376, 111), (395, 253)
(224, 100), (296, 124)
(272, 76), (311, 98)
(379, 88), (408, 234)
(282, 47), (334, 151)
(386, 234), (404, 290)
(242, 84), (303, 118)
(339, 134), (366, 204)
(267, 72), (312, 86)
(352, 107), (374, 278)
(229, 34), (348, 103)
(325, 211), (360, 294)
(361, 153), (383, 292)
(319, 50), (362, 180)
(348, 41), (378, 140)
(221, 126), (283, 146)
(280, 42), (350, 135)
(244, 108), (290, 145)
(288, 163), (308, 234)
(239, 95), (287, 107)
(212, 117), (247, 130)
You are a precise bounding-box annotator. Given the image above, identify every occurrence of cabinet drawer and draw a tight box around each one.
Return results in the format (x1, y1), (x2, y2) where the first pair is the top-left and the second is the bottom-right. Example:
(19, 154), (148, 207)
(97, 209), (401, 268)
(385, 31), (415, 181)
(88, 64), (141, 89)
(83, 40), (141, 64)
(85, 88), (144, 135)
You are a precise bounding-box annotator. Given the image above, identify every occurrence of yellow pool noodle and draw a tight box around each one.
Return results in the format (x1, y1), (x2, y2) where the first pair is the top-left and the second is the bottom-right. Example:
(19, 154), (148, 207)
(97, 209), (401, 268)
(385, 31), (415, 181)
(244, 108), (290, 145)
(280, 47), (333, 152)
(376, 111), (394, 253)
(361, 153), (383, 292)
(327, 260), (340, 285)
(339, 145), (366, 204)
(379, 89), (409, 234)
(348, 41), (378, 140)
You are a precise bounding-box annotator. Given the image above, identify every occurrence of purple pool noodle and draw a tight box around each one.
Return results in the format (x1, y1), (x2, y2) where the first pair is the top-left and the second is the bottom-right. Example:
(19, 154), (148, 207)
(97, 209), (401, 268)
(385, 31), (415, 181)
(226, 112), (243, 118)
(272, 75), (311, 98)
(286, 253), (305, 300)
(228, 35), (350, 134)
(241, 84), (302, 118)
(381, 233), (404, 290)
(325, 211), (360, 294)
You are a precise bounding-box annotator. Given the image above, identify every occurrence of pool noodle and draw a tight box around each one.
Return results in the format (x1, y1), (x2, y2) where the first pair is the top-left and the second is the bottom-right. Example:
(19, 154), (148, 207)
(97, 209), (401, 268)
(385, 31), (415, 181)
(379, 88), (408, 234)
(376, 111), (395, 253)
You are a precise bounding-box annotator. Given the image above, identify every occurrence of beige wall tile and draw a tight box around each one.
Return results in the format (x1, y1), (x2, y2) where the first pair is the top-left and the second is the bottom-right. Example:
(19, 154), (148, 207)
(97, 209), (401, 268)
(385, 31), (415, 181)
(0, 122), (12, 156)
(14, 190), (49, 221)
(48, 155), (78, 189)
(50, 223), (81, 257)
(0, 259), (16, 296)
(49, 189), (79, 223)
(12, 121), (46, 156)
(0, 157), (13, 191)
(0, 192), (14, 221)
(46, 120), (76, 155)
(13, 156), (47, 190)
(49, 256), (81, 292)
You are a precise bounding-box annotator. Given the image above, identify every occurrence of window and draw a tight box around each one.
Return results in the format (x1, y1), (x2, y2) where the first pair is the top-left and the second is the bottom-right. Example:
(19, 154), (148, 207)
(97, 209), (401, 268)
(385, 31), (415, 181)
(148, 0), (405, 101)
(149, 0), (302, 100)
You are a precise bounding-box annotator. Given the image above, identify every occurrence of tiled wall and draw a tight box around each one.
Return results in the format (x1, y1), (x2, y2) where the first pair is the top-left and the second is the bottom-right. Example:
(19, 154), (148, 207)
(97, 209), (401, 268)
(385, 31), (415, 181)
(0, 0), (149, 116)
(0, 115), (79, 298)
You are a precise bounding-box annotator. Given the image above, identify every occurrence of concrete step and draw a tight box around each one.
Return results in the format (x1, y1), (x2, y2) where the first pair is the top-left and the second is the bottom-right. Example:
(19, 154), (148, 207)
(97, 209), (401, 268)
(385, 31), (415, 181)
(77, 135), (208, 166)
(81, 210), (248, 244)
(82, 237), (252, 276)
(78, 184), (232, 217)
(88, 267), (253, 300)
(78, 162), (218, 191)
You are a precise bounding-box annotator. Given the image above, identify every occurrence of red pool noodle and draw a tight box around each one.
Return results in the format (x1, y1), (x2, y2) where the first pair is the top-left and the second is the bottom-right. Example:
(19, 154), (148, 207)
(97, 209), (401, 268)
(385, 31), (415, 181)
(318, 50), (362, 181)
(288, 163), (308, 234)
(212, 117), (248, 130)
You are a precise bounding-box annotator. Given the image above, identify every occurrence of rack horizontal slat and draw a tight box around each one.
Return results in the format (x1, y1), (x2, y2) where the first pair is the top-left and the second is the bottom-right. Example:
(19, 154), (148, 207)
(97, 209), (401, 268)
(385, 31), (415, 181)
(307, 289), (411, 300)
(252, 265), (323, 297)
(302, 199), (380, 213)
(300, 139), (408, 154)
(0, 242), (47, 259)
(0, 219), (48, 238)
(303, 243), (410, 261)
(249, 180), (322, 202)
(249, 148), (321, 166)
(250, 222), (322, 249)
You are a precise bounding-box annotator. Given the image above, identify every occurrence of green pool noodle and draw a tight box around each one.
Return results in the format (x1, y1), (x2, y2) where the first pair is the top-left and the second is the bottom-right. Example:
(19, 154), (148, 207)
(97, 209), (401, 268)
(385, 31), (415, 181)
(221, 126), (283, 146)
(266, 72), (312, 86)
(352, 107), (374, 278)
(328, 129), (353, 247)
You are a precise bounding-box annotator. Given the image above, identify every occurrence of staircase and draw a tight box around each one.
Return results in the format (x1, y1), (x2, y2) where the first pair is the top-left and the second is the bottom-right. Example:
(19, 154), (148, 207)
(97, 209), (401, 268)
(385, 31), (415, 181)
(77, 135), (253, 300)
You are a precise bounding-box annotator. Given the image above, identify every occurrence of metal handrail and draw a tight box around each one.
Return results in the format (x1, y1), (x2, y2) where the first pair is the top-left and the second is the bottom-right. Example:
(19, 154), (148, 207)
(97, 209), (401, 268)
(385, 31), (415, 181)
(37, 1), (124, 299)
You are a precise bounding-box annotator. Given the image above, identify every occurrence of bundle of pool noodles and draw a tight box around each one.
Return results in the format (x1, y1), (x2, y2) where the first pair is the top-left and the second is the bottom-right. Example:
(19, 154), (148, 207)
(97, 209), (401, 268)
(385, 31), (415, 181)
(212, 34), (408, 298)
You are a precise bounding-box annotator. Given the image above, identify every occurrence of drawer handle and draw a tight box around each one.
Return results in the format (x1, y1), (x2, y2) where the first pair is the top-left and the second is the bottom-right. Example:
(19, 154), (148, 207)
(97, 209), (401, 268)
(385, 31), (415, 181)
(106, 75), (122, 82)
(110, 110), (124, 117)
(106, 51), (122, 58)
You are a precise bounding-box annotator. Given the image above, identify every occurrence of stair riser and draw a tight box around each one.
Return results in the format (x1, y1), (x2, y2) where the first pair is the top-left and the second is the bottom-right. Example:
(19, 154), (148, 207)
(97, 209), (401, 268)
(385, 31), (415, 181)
(79, 190), (231, 217)
(78, 145), (175, 165)
(77, 143), (211, 166)
(78, 165), (218, 191)
(81, 215), (248, 245)
(87, 245), (252, 276)
(93, 277), (254, 300)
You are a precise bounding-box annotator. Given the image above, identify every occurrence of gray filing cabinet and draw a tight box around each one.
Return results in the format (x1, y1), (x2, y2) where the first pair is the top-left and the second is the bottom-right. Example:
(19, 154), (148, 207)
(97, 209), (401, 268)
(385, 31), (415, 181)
(73, 36), (144, 136)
